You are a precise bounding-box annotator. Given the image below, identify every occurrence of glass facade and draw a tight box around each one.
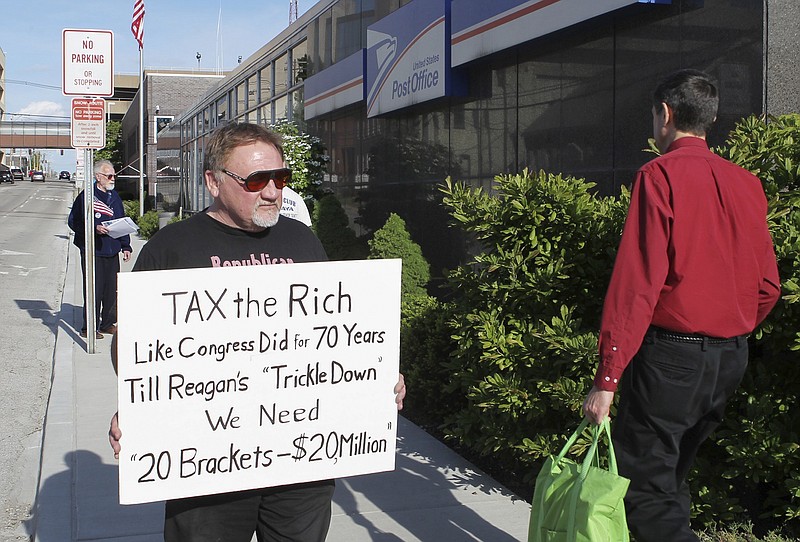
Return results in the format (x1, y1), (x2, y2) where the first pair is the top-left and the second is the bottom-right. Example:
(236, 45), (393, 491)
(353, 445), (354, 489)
(179, 0), (765, 276)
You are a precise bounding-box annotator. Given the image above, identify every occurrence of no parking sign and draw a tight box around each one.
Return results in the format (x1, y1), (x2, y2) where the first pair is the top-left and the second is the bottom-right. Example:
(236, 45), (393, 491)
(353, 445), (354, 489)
(62, 29), (114, 97)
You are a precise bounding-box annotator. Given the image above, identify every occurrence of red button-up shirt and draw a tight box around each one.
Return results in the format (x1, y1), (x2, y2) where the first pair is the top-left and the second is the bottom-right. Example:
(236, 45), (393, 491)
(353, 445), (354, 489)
(594, 137), (781, 391)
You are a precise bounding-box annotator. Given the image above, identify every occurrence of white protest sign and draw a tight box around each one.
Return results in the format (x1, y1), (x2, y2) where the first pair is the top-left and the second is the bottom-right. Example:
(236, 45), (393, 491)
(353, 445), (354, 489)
(117, 259), (401, 504)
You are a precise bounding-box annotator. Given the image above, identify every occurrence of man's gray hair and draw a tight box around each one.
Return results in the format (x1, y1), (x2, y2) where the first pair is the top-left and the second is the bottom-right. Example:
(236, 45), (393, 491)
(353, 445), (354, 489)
(94, 159), (114, 175)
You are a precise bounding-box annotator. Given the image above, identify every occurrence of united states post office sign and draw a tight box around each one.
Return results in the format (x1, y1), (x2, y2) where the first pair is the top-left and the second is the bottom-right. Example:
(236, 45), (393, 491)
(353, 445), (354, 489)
(366, 0), (449, 117)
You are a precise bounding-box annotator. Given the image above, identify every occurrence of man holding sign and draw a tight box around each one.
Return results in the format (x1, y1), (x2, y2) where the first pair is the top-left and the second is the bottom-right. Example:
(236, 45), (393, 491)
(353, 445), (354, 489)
(109, 123), (406, 541)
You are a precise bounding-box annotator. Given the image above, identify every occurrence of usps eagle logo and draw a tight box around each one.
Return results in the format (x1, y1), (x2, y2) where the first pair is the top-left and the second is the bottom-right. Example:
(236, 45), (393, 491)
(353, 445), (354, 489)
(366, 29), (397, 109)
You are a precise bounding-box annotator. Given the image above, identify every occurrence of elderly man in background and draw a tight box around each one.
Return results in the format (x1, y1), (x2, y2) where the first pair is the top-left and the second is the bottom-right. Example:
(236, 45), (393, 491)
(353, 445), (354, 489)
(68, 159), (132, 339)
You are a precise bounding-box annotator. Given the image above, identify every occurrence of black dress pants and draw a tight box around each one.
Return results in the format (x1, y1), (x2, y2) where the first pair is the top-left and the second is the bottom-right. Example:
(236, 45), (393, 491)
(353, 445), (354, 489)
(613, 329), (748, 542)
(164, 479), (335, 542)
(79, 251), (119, 331)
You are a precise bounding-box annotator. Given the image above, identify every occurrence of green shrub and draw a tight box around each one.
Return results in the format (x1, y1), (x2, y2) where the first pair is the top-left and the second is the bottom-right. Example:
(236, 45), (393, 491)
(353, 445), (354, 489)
(368, 213), (430, 298)
(269, 119), (328, 199)
(123, 199), (140, 221)
(311, 194), (367, 260)
(438, 170), (627, 478)
(699, 522), (796, 542)
(136, 210), (160, 240)
(400, 295), (462, 430)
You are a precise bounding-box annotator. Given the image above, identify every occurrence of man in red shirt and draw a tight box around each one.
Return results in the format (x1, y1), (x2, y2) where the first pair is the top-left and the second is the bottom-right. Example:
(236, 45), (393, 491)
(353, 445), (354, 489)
(583, 69), (780, 541)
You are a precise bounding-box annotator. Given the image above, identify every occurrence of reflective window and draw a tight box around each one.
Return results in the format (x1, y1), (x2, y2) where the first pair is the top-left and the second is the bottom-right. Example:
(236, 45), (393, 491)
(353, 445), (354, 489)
(361, 0), (377, 37)
(518, 28), (614, 191)
(332, 0), (362, 64)
(329, 114), (361, 186)
(453, 64), (517, 183)
(309, 7), (332, 73)
(373, 0), (401, 21)
(260, 104), (272, 126)
(216, 96), (228, 124)
(275, 53), (289, 95)
(203, 108), (210, 134)
(260, 65), (272, 101)
(235, 83), (246, 117)
(291, 88), (305, 128)
(275, 95), (289, 121)
(291, 41), (309, 84)
(247, 74), (258, 110)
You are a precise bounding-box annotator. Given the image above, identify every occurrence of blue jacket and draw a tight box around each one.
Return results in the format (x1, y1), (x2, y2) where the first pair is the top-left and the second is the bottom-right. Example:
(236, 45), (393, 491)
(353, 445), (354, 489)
(68, 184), (132, 257)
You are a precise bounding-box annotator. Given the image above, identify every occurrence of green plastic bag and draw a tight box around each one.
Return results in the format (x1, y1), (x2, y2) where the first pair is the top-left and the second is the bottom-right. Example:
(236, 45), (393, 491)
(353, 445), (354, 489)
(528, 418), (630, 542)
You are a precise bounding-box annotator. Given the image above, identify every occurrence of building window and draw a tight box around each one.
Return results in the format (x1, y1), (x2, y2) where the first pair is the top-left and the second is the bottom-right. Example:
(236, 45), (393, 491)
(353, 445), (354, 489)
(310, 7), (333, 74)
(275, 53), (289, 95)
(247, 74), (258, 110)
(236, 83), (246, 119)
(260, 65), (272, 101)
(291, 41), (309, 84)
(332, 0), (362, 64)
(275, 95), (289, 122)
(291, 88), (305, 129)
(215, 96), (227, 123)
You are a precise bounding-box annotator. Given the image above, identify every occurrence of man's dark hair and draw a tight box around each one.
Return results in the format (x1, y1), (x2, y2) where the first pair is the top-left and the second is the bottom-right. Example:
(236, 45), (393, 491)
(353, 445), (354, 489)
(652, 69), (718, 136)
(203, 122), (284, 172)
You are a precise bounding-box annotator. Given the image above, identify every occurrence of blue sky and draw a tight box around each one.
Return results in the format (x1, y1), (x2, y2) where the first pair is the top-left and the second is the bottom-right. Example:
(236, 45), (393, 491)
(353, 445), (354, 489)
(1, 0), (309, 171)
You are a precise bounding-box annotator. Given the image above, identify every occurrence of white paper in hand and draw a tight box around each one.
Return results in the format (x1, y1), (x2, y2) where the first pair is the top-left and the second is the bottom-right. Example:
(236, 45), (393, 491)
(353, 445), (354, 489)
(102, 217), (139, 238)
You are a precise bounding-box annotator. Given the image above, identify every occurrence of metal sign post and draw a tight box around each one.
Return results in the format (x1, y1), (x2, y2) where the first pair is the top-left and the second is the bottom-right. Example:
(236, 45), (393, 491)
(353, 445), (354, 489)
(83, 151), (97, 352)
(64, 27), (114, 353)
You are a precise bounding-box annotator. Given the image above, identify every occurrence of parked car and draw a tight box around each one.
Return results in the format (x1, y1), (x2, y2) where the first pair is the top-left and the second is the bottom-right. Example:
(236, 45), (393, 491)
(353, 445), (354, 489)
(59, 170), (71, 180)
(31, 171), (46, 182)
(0, 170), (13, 183)
(10, 168), (24, 181)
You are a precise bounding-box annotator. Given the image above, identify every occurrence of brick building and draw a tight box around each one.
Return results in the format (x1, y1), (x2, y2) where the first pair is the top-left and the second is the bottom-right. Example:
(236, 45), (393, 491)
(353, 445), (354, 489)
(120, 69), (226, 209)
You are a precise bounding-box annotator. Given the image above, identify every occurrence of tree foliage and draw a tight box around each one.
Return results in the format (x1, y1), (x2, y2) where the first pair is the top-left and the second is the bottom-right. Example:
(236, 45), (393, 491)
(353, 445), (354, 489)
(94, 120), (123, 166)
(368, 213), (430, 298)
(311, 194), (366, 260)
(270, 119), (328, 198)
(437, 170), (627, 478)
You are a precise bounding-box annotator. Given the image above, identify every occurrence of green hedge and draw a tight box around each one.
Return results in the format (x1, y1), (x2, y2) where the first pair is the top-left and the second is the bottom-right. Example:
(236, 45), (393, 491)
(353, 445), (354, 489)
(439, 169), (627, 479)
(311, 194), (367, 259)
(136, 210), (160, 240)
(399, 114), (800, 536)
(368, 213), (430, 298)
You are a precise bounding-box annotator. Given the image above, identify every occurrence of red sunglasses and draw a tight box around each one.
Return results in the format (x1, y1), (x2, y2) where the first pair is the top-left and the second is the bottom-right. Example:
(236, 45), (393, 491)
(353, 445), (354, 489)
(221, 168), (292, 191)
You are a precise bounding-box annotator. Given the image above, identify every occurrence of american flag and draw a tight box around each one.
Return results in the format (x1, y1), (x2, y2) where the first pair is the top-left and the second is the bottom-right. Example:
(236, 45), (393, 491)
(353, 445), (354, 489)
(93, 197), (115, 218)
(131, 0), (145, 50)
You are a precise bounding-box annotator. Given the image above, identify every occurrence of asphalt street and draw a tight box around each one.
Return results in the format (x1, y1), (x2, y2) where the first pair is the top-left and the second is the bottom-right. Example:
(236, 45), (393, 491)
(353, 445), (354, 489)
(0, 179), (74, 541)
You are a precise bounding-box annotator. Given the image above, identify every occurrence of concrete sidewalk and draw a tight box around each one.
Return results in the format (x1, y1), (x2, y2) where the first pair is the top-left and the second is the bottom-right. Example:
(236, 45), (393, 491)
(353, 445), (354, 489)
(32, 235), (531, 541)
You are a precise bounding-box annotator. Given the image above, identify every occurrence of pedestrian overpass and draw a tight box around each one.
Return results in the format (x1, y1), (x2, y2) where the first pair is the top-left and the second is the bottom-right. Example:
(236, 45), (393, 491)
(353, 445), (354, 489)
(0, 121), (72, 149)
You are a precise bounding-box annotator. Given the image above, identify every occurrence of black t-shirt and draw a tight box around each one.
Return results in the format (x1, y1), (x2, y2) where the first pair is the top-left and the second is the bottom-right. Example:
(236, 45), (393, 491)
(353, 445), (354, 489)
(133, 212), (328, 272)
